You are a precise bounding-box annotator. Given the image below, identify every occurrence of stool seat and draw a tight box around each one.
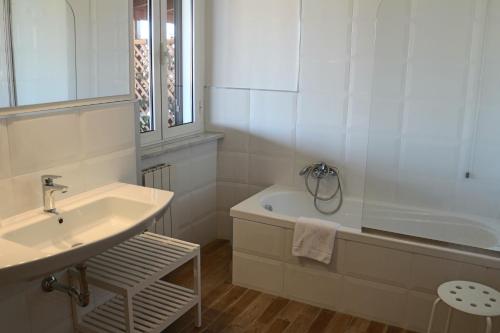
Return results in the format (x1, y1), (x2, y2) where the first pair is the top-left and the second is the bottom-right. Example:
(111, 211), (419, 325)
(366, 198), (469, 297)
(438, 281), (500, 317)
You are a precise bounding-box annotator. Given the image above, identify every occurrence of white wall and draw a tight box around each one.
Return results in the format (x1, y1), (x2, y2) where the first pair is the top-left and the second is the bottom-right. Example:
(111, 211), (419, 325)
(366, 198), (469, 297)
(205, 0), (301, 91)
(0, 0), (10, 107)
(0, 102), (138, 332)
(206, 0), (500, 239)
(206, 0), (369, 239)
(141, 141), (218, 246)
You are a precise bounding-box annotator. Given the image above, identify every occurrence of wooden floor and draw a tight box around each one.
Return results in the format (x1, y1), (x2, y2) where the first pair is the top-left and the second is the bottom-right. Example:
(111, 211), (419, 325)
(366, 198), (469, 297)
(163, 240), (416, 333)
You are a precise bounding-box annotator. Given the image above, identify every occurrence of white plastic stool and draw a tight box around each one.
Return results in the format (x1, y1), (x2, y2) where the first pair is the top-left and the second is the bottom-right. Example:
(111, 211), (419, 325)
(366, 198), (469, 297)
(427, 281), (500, 333)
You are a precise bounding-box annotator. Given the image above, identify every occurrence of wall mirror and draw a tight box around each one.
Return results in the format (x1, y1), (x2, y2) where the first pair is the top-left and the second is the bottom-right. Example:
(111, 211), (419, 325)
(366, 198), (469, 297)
(0, 0), (132, 109)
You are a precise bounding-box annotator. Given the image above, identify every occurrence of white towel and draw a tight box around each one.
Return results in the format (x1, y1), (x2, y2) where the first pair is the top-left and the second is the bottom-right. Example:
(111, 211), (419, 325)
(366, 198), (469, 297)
(292, 217), (339, 264)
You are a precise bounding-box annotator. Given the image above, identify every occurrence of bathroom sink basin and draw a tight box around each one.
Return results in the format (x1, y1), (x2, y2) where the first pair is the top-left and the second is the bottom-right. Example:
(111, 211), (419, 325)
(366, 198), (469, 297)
(0, 183), (174, 284)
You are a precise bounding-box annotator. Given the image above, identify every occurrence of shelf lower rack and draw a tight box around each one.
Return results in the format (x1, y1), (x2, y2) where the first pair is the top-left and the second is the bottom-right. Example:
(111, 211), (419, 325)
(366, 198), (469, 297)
(79, 280), (197, 333)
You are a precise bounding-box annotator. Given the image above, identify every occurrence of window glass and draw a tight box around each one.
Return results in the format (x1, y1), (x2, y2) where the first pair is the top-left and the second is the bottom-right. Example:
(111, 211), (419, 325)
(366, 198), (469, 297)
(163, 0), (193, 128)
(133, 0), (153, 133)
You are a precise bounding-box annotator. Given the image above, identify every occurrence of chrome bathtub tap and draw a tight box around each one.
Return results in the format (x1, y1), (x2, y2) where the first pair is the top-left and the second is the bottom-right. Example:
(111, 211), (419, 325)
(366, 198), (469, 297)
(41, 175), (68, 214)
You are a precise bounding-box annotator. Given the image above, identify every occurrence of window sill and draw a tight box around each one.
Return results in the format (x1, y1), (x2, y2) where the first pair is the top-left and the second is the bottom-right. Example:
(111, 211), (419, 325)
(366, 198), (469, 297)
(140, 132), (224, 160)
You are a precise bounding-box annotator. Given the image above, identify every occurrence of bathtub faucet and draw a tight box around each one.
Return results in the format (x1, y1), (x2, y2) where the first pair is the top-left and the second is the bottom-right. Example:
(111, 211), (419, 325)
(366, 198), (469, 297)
(299, 162), (343, 215)
(299, 162), (337, 179)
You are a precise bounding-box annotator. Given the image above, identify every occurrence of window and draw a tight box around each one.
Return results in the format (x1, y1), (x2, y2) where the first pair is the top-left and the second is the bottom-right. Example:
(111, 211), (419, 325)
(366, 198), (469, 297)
(134, 0), (200, 144)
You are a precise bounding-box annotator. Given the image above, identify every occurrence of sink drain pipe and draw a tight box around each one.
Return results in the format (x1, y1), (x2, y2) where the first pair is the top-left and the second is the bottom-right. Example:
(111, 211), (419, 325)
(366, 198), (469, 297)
(41, 263), (91, 307)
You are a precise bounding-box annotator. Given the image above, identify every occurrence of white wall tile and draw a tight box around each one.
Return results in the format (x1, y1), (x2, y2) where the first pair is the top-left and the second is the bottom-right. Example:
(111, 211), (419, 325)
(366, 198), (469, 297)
(216, 210), (233, 240)
(217, 182), (249, 211)
(0, 292), (31, 333)
(249, 154), (294, 187)
(82, 148), (137, 188)
(191, 183), (216, 222)
(0, 120), (10, 179)
(341, 241), (412, 287)
(300, 59), (349, 94)
(301, 0), (352, 62)
(410, 255), (461, 293)
(171, 193), (193, 236)
(297, 92), (347, 129)
(8, 112), (81, 176)
(0, 179), (15, 219)
(191, 212), (217, 247)
(205, 0), (300, 91)
(342, 277), (407, 326)
(190, 143), (217, 188)
(217, 151), (249, 183)
(295, 126), (345, 165)
(206, 87), (250, 128)
(250, 91), (297, 128)
(81, 104), (135, 157)
(403, 100), (464, 140)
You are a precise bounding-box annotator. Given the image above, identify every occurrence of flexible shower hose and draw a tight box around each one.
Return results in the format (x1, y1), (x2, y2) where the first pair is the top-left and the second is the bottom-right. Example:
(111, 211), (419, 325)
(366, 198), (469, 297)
(304, 166), (343, 215)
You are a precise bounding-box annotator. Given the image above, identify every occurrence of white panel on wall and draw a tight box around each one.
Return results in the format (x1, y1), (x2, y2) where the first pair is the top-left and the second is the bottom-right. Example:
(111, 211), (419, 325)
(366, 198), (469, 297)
(81, 104), (135, 157)
(8, 112), (81, 176)
(0, 120), (10, 179)
(249, 90), (297, 158)
(205, 0), (300, 91)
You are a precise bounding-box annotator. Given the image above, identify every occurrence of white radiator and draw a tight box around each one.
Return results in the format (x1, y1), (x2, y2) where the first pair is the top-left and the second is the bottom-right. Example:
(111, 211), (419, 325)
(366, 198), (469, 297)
(142, 164), (172, 236)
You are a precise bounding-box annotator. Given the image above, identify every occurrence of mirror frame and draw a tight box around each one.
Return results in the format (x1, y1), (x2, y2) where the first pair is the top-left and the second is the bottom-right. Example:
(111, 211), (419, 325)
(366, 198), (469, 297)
(0, 0), (135, 117)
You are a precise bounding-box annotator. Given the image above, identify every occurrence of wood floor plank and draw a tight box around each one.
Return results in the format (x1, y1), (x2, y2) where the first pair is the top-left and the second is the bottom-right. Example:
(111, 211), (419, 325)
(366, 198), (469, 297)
(265, 319), (290, 333)
(258, 297), (290, 325)
(307, 309), (335, 333)
(206, 289), (261, 332)
(386, 326), (405, 333)
(366, 321), (387, 333)
(321, 311), (353, 332)
(347, 317), (372, 333)
(161, 240), (409, 333)
(283, 305), (321, 333)
(221, 293), (276, 333)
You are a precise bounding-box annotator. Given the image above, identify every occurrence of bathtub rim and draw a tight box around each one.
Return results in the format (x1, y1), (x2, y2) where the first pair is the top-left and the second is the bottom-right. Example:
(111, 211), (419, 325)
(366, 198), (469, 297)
(230, 185), (500, 270)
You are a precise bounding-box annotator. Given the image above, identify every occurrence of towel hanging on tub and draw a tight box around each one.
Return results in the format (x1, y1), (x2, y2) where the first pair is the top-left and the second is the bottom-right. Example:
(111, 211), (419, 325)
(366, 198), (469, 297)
(292, 217), (339, 264)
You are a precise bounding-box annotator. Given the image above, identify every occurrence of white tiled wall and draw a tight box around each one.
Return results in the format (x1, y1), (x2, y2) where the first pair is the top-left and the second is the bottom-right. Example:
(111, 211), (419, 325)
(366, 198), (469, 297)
(206, 0), (500, 239)
(205, 0), (300, 91)
(141, 141), (218, 246)
(206, 0), (368, 238)
(0, 103), (138, 220)
(0, 102), (138, 333)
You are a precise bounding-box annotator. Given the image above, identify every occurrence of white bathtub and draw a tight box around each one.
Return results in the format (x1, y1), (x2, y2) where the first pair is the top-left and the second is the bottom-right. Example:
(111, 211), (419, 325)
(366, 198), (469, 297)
(233, 185), (500, 252)
(230, 185), (500, 332)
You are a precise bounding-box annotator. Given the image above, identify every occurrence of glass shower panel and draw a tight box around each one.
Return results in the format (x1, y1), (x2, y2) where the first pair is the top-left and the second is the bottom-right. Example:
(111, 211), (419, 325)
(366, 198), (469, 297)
(362, 0), (500, 252)
(0, 0), (10, 107)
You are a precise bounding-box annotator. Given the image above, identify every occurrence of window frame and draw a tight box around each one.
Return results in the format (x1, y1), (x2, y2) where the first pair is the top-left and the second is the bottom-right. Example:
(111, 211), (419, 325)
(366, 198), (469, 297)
(140, 0), (203, 146)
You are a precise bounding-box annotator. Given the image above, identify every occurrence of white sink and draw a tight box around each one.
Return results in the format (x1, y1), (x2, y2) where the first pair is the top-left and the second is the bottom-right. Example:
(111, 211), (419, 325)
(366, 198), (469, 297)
(0, 183), (174, 283)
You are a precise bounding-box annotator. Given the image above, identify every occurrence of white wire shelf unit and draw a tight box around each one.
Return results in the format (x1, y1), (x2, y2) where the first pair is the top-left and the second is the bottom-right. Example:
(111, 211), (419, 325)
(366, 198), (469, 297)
(70, 232), (201, 333)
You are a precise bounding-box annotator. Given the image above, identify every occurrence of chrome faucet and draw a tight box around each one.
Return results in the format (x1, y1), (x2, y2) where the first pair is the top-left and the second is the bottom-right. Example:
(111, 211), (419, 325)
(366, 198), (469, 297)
(41, 175), (68, 214)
